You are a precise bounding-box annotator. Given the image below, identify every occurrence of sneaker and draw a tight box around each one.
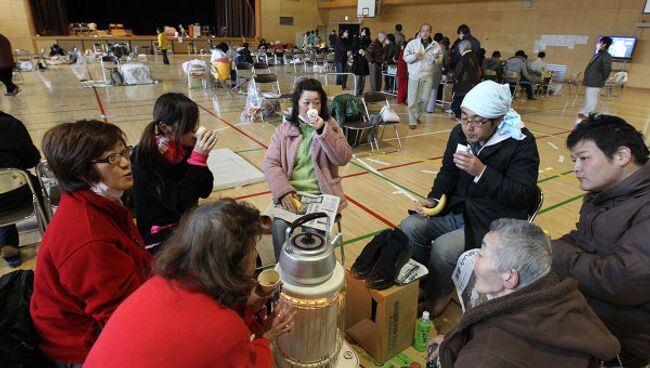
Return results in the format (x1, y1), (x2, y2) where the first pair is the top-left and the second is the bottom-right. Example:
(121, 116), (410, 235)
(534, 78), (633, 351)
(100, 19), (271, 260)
(409, 124), (416, 130)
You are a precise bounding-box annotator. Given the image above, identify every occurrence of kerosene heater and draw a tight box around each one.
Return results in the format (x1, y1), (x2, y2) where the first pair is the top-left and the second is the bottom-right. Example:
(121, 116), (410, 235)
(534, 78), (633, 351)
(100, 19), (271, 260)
(275, 213), (358, 368)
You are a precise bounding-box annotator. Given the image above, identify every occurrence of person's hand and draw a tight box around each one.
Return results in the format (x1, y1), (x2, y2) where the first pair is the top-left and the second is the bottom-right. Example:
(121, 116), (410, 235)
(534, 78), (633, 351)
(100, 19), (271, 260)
(428, 334), (445, 359)
(414, 198), (438, 216)
(262, 300), (296, 340)
(280, 192), (298, 212)
(453, 151), (485, 177)
(193, 129), (218, 155)
(415, 51), (423, 60)
(247, 286), (272, 315)
(309, 115), (325, 130)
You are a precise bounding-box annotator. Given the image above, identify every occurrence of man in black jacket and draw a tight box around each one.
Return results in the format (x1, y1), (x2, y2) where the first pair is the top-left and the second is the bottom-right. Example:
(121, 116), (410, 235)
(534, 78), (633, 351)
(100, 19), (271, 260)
(578, 36), (612, 124)
(399, 81), (540, 316)
(450, 24), (481, 68)
(0, 111), (42, 267)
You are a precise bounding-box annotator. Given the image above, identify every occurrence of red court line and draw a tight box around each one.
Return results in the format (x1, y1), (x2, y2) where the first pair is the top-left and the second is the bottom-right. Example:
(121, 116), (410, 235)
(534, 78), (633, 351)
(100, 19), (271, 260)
(536, 129), (572, 140)
(196, 103), (268, 149)
(85, 66), (108, 123)
(345, 195), (396, 228)
(235, 190), (271, 200)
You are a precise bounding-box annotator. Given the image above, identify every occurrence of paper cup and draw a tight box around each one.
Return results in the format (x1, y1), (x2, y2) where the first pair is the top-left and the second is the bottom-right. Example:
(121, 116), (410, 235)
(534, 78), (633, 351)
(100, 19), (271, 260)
(456, 143), (471, 154)
(257, 269), (282, 296)
(194, 126), (207, 138)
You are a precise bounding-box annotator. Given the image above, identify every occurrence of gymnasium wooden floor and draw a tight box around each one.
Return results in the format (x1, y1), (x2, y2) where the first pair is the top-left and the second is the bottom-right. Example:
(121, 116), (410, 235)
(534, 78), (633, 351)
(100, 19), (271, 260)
(2, 53), (649, 365)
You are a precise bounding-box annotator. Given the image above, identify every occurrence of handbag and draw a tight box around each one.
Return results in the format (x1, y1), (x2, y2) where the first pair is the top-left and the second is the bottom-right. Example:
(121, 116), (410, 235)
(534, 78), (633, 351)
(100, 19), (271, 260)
(379, 101), (400, 123)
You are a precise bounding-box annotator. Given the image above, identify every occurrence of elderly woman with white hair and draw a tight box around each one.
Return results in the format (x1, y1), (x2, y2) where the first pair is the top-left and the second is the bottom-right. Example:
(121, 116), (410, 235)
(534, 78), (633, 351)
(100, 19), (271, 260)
(399, 80), (540, 316)
(427, 218), (620, 367)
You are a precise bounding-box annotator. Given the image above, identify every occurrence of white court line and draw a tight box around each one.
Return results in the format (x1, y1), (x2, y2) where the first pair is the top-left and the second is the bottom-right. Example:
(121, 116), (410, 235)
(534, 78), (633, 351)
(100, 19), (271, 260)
(367, 158), (389, 165)
(354, 156), (418, 201)
(384, 128), (452, 142)
(420, 170), (438, 174)
(558, 155), (565, 163)
(547, 142), (559, 150)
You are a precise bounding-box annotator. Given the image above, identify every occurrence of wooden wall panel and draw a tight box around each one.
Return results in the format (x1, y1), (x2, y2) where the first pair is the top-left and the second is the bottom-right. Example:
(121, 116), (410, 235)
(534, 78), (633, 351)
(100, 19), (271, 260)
(0, 0), (34, 52)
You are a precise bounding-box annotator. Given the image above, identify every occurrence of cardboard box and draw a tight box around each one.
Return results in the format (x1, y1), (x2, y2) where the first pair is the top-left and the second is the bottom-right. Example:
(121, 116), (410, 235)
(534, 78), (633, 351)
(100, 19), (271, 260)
(345, 270), (419, 364)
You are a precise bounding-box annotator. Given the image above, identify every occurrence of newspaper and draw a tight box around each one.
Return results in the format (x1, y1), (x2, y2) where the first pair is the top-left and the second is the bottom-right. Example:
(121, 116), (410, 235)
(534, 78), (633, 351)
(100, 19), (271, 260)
(264, 193), (340, 232)
(452, 249), (489, 313)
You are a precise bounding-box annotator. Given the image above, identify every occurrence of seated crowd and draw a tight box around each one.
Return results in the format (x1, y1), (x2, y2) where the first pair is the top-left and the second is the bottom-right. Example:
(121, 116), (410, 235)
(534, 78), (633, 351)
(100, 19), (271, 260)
(0, 36), (648, 368)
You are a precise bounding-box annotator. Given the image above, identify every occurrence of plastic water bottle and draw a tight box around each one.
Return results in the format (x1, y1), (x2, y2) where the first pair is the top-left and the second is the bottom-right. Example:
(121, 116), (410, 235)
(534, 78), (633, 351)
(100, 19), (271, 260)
(414, 311), (432, 352)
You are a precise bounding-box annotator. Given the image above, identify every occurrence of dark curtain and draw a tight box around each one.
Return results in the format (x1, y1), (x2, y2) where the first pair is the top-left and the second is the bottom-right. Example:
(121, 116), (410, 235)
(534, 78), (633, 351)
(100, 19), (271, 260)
(30, 0), (256, 37)
(30, 0), (69, 36)
(215, 0), (255, 38)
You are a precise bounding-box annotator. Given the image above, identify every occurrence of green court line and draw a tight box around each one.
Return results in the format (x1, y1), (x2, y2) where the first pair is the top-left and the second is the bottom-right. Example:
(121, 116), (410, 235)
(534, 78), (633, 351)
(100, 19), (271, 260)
(342, 230), (385, 245)
(538, 170), (573, 183)
(350, 161), (426, 199)
(538, 193), (585, 215)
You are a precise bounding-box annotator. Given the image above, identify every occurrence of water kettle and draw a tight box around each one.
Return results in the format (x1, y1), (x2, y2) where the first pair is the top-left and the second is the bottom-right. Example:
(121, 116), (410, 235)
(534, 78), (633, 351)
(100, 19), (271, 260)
(279, 212), (343, 286)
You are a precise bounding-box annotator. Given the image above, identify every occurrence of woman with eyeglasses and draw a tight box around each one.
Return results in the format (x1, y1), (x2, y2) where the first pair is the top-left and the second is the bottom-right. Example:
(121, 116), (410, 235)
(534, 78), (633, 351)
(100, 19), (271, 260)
(30, 120), (152, 367)
(132, 93), (217, 252)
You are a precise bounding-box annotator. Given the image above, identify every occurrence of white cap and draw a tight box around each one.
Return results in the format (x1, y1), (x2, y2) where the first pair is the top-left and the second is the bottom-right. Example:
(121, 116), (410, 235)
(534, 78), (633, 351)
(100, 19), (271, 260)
(422, 311), (430, 320)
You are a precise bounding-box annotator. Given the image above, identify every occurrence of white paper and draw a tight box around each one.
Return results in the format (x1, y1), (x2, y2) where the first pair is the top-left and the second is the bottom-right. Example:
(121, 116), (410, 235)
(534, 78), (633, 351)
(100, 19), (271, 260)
(207, 148), (265, 190)
(264, 193), (340, 232)
(452, 249), (489, 312)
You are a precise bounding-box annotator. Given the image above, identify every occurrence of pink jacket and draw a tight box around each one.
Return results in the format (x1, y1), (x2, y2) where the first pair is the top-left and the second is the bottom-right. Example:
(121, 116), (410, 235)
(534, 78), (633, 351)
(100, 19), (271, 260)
(263, 118), (352, 209)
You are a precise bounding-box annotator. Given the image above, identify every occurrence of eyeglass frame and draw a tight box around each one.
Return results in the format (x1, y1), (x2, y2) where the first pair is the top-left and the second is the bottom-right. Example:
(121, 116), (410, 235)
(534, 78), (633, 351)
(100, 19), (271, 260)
(89, 146), (134, 166)
(458, 116), (495, 128)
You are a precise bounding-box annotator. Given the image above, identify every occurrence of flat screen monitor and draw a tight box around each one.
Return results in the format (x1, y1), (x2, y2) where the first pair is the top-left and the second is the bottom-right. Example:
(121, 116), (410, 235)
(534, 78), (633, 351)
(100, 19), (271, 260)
(595, 36), (637, 61)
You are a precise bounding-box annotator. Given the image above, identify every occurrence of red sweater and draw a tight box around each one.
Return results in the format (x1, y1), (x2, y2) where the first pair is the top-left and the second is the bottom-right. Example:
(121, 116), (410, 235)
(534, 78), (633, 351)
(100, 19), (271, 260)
(85, 276), (273, 368)
(30, 190), (152, 364)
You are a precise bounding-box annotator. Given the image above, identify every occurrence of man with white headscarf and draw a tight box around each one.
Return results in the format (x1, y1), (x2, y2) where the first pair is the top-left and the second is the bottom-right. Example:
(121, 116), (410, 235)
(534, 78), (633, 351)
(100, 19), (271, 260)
(399, 80), (540, 316)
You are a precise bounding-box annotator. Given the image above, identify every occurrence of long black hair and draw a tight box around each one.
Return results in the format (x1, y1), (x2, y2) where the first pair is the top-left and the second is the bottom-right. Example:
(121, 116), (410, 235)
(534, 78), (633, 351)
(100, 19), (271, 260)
(134, 93), (199, 189)
(286, 78), (330, 127)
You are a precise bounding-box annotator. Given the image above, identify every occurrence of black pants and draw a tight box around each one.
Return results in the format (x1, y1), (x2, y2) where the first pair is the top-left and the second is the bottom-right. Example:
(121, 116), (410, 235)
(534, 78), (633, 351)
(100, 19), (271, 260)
(450, 93), (466, 118)
(0, 67), (18, 93)
(335, 62), (348, 89)
(0, 174), (43, 250)
(161, 50), (170, 65)
(604, 350), (649, 368)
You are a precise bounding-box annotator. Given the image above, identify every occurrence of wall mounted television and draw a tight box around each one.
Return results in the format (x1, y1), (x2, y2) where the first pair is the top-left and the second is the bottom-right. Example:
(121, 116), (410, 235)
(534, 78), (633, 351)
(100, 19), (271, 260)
(595, 36), (637, 61)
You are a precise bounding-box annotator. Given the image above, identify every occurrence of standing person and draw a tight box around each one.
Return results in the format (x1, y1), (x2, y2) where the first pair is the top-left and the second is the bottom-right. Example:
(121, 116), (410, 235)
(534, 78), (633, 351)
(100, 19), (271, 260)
(450, 24), (481, 68)
(350, 27), (372, 96)
(396, 42), (409, 104)
(85, 200), (295, 368)
(263, 79), (352, 259)
(314, 30), (321, 47)
(328, 30), (337, 49)
(132, 93), (216, 252)
(393, 24), (405, 49)
(334, 29), (352, 89)
(30, 120), (152, 366)
(366, 31), (386, 92)
(303, 32), (310, 48)
(383, 34), (400, 91)
(156, 28), (170, 65)
(309, 30), (315, 47)
(426, 32), (445, 113)
(0, 111), (41, 267)
(0, 33), (20, 96)
(450, 40), (481, 119)
(578, 37), (612, 124)
(403, 24), (442, 129)
(552, 114), (650, 367)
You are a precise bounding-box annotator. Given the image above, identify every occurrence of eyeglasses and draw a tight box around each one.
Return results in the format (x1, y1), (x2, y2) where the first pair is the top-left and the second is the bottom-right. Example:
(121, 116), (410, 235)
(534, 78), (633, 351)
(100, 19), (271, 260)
(459, 117), (491, 128)
(90, 146), (133, 166)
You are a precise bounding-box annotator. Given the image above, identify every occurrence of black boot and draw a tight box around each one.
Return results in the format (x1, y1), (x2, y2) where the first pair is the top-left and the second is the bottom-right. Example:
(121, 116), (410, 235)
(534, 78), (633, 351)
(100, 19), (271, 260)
(366, 228), (412, 290)
(350, 229), (391, 279)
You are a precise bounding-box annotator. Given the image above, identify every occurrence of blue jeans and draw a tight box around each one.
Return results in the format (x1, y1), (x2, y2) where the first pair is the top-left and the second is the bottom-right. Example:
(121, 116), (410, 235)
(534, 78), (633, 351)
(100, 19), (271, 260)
(399, 213), (465, 301)
(335, 62), (348, 89)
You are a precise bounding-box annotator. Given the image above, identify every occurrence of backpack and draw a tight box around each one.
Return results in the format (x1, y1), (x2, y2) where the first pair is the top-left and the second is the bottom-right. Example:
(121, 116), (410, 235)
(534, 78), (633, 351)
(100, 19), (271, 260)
(0, 270), (48, 368)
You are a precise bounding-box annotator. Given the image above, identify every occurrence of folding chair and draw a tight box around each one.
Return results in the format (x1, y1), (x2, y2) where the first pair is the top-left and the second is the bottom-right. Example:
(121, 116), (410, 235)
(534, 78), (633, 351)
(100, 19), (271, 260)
(482, 69), (498, 82)
(186, 61), (207, 89)
(503, 71), (523, 101)
(331, 94), (375, 150)
(362, 91), (402, 152)
(528, 185), (544, 223)
(534, 71), (553, 97)
(252, 73), (282, 122)
(253, 62), (270, 74)
(100, 55), (120, 85)
(35, 159), (61, 222)
(234, 62), (254, 93)
(325, 72), (357, 97)
(212, 61), (233, 97)
(0, 168), (48, 237)
(564, 72), (582, 96)
(603, 71), (627, 98)
(14, 49), (34, 72)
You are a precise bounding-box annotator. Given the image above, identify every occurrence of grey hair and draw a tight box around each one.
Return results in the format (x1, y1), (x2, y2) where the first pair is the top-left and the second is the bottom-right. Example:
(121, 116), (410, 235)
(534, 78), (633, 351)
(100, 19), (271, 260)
(488, 218), (551, 289)
(378, 31), (386, 38)
(459, 39), (472, 53)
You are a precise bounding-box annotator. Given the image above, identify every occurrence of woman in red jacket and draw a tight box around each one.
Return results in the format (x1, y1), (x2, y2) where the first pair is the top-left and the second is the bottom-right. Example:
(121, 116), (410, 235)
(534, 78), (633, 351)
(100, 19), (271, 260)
(30, 120), (152, 366)
(85, 199), (295, 368)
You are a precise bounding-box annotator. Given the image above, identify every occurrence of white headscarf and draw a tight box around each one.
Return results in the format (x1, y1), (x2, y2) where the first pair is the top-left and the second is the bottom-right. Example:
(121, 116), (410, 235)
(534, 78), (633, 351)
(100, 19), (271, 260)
(460, 80), (525, 140)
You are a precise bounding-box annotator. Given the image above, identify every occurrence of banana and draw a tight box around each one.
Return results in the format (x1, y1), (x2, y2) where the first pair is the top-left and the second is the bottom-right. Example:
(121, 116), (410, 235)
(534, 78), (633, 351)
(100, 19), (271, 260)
(420, 194), (447, 217)
(292, 194), (302, 211)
